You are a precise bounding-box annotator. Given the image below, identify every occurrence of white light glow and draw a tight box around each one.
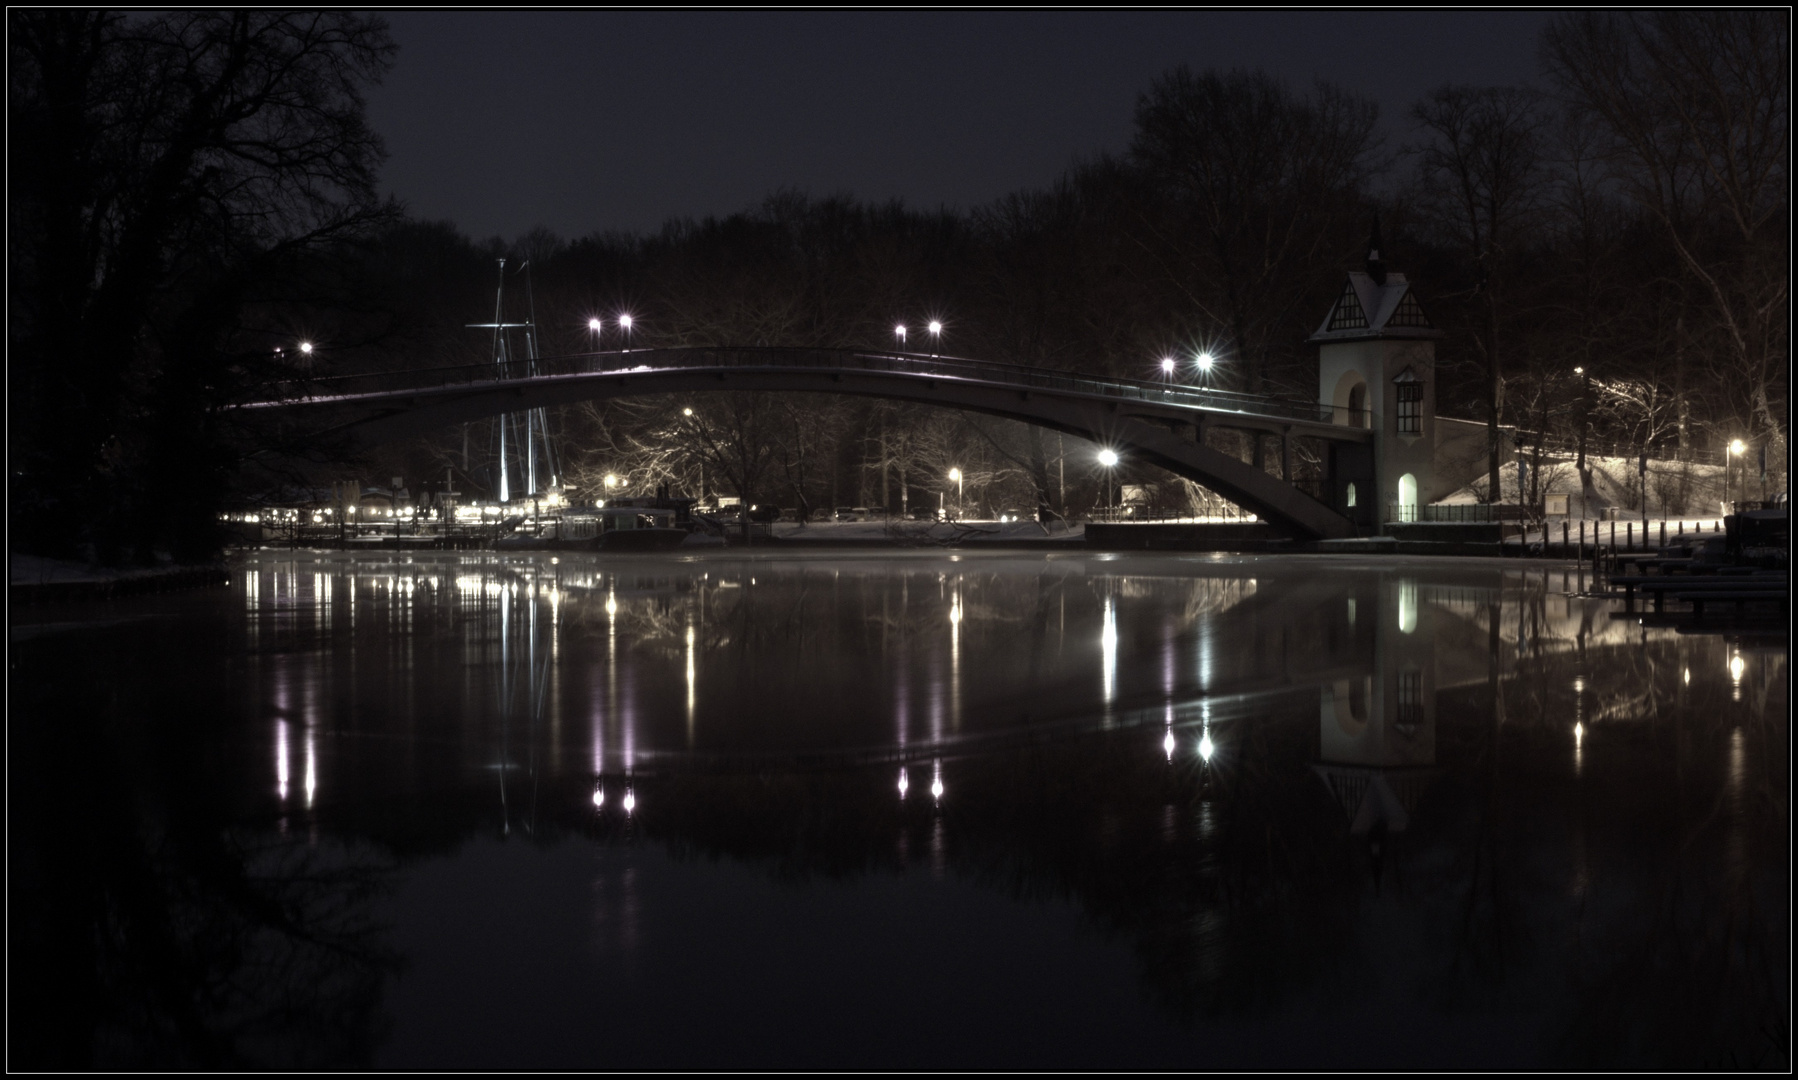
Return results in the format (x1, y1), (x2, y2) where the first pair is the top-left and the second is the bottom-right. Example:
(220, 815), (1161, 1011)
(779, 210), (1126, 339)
(1730, 654), (1746, 682)
(927, 321), (942, 335)
(592, 787), (605, 808)
(1196, 352), (1214, 371)
(898, 769), (910, 799)
(1098, 449), (1119, 467)
(299, 341), (313, 355)
(1729, 439), (1746, 455)
(1199, 730), (1215, 762)
(588, 317), (602, 331)
(619, 314), (633, 330)
(1161, 357), (1175, 373)
(1163, 728), (1176, 761)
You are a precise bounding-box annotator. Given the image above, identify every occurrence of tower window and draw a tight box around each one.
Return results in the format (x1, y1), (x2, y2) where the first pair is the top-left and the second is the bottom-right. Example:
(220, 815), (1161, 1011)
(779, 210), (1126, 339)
(1386, 289), (1433, 328)
(1327, 282), (1369, 330)
(1396, 381), (1423, 434)
(1397, 670), (1423, 728)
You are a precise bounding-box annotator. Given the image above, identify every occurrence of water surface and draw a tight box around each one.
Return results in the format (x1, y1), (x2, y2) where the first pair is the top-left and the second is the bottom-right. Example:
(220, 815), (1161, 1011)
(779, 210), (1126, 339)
(9, 550), (1787, 1069)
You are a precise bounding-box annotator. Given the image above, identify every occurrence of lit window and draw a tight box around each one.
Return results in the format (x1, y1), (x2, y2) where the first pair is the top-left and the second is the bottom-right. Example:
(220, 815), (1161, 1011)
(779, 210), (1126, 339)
(1396, 381), (1423, 434)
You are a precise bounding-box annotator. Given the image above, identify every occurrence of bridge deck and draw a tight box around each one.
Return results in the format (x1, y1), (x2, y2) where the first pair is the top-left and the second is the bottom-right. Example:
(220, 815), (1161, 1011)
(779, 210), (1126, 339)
(245, 347), (1373, 442)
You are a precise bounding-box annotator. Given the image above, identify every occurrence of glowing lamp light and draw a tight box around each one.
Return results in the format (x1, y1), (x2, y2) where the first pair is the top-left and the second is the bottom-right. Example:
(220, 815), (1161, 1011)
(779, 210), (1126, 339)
(898, 769), (910, 799)
(619, 314), (633, 330)
(927, 320), (942, 335)
(1195, 352), (1214, 372)
(1161, 357), (1176, 374)
(948, 467), (961, 482)
(1163, 729), (1176, 760)
(592, 787), (605, 808)
(930, 775), (944, 801)
(1098, 449), (1119, 468)
(1573, 366), (1584, 375)
(605, 474), (619, 488)
(622, 789), (636, 814)
(1730, 655), (1746, 681)
(299, 341), (314, 355)
(588, 318), (602, 331)
(683, 407), (694, 416)
(1198, 730), (1215, 762)
(1729, 439), (1746, 455)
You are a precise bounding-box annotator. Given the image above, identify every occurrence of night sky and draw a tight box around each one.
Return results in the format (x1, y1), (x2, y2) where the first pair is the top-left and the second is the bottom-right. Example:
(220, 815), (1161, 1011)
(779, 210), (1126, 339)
(367, 11), (1553, 241)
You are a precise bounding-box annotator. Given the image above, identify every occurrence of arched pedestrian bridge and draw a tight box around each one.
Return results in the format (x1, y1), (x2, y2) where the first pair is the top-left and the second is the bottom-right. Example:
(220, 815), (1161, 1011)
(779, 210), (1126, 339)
(240, 347), (1375, 539)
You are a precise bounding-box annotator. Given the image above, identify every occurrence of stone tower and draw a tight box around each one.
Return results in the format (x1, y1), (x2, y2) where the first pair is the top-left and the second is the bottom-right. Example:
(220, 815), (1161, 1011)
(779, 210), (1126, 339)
(1308, 221), (1444, 528)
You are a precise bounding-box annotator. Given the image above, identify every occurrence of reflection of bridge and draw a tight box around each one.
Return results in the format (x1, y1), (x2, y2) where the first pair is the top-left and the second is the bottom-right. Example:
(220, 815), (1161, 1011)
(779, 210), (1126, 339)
(241, 347), (1373, 539)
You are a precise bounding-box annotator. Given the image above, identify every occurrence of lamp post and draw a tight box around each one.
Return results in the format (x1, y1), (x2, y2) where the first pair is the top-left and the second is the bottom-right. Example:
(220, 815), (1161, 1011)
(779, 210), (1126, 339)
(588, 317), (602, 350)
(1195, 352), (1214, 387)
(1098, 448), (1119, 521)
(619, 314), (633, 353)
(948, 467), (962, 520)
(894, 324), (907, 351)
(1727, 438), (1746, 513)
(1160, 357), (1177, 381)
(927, 320), (942, 357)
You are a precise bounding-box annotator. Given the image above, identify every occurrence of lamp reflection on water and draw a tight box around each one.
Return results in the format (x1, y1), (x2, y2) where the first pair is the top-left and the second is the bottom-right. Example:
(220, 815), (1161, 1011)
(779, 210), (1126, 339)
(1101, 596), (1118, 704)
(275, 719), (290, 801)
(898, 767), (909, 800)
(931, 760), (944, 803)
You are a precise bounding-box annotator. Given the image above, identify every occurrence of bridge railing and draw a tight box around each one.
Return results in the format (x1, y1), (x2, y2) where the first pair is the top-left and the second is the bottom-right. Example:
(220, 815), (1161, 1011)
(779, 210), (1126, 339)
(251, 346), (1369, 428)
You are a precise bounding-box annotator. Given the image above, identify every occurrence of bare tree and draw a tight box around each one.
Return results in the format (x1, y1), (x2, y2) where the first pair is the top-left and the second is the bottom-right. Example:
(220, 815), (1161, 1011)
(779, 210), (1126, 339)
(9, 11), (396, 559)
(1544, 12), (1789, 452)
(1131, 68), (1381, 395)
(1409, 84), (1551, 506)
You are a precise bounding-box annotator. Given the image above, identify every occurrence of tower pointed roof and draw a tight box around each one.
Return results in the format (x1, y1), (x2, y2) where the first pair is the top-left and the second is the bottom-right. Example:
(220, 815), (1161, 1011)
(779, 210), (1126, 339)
(1309, 229), (1443, 344)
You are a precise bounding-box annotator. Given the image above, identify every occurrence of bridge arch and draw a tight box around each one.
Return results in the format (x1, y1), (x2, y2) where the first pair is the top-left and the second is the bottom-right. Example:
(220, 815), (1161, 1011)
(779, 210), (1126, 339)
(246, 347), (1366, 539)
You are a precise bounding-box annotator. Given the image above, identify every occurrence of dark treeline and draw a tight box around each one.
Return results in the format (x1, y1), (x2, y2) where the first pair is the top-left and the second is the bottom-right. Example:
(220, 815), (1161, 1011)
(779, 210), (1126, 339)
(9, 11), (1787, 559)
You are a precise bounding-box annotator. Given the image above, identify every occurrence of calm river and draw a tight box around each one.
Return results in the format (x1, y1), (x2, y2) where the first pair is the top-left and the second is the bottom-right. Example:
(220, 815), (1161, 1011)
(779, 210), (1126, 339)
(9, 550), (1788, 1069)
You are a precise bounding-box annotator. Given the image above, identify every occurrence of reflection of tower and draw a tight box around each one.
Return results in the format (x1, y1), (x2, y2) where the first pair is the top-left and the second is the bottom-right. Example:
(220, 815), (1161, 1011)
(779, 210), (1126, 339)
(1313, 576), (1439, 846)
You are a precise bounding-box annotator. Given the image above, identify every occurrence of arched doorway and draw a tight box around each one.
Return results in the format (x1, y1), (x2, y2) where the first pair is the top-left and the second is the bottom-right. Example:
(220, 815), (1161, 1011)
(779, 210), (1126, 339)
(1397, 472), (1418, 522)
(1332, 370), (1369, 429)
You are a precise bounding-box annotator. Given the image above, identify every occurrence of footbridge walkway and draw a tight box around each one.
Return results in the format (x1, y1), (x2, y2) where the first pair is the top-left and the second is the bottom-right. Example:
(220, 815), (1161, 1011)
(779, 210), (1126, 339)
(240, 347), (1374, 540)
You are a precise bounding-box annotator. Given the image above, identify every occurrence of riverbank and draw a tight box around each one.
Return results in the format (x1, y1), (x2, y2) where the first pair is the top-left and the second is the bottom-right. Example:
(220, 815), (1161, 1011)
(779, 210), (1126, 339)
(9, 553), (230, 605)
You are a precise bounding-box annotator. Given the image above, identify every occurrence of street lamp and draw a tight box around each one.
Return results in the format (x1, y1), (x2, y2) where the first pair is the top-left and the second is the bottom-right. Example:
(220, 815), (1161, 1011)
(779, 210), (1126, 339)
(948, 467), (962, 520)
(894, 324), (907, 350)
(588, 317), (602, 350)
(619, 314), (633, 352)
(1160, 357), (1176, 379)
(299, 341), (314, 357)
(1195, 352), (1214, 378)
(1098, 448), (1119, 520)
(927, 320), (942, 356)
